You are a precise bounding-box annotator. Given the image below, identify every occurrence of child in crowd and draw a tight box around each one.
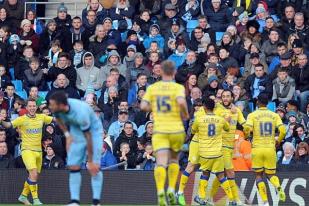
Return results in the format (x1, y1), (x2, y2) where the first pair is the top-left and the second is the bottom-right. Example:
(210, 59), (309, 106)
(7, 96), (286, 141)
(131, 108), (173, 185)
(0, 65), (11, 90)
(117, 142), (136, 170)
(47, 40), (62, 68)
(69, 40), (86, 68)
(143, 24), (164, 50)
(140, 143), (155, 170)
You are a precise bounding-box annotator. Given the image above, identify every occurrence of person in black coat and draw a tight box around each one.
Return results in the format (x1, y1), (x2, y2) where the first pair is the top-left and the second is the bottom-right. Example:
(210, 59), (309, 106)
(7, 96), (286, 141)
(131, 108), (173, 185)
(39, 19), (63, 56)
(47, 53), (77, 87)
(158, 4), (185, 36)
(68, 16), (90, 51)
(42, 145), (65, 169)
(0, 65), (11, 91)
(218, 47), (239, 76)
(15, 46), (34, 80)
(203, 2), (231, 32)
(244, 63), (273, 102)
(88, 24), (110, 63)
(175, 51), (204, 84)
(113, 122), (138, 155)
(294, 142), (309, 165)
(23, 57), (47, 93)
(0, 141), (15, 168)
(46, 73), (80, 101)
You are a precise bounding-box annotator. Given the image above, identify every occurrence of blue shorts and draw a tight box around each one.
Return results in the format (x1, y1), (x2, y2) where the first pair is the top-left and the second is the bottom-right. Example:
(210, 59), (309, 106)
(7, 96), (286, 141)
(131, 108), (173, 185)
(67, 131), (103, 166)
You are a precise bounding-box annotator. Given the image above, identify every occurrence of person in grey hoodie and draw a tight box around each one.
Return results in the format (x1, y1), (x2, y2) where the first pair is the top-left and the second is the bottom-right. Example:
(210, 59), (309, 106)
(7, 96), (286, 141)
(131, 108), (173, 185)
(76, 52), (103, 96)
(101, 50), (127, 82)
(272, 67), (296, 105)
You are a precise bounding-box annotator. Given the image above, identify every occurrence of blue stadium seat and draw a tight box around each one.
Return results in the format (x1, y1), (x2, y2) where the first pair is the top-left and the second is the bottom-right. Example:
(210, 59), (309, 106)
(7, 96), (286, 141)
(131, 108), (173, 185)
(9, 68), (15, 80)
(47, 81), (52, 90)
(16, 90), (28, 100)
(248, 101), (276, 112)
(38, 91), (48, 99)
(186, 20), (199, 33)
(215, 32), (224, 44)
(12, 80), (23, 91)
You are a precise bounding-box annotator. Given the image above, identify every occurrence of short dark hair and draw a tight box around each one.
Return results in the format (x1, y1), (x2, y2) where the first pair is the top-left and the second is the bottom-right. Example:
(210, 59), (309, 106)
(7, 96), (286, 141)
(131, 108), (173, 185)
(222, 89), (234, 98)
(124, 121), (133, 128)
(277, 42), (287, 48)
(48, 91), (68, 105)
(255, 63), (264, 69)
(137, 72), (147, 79)
(58, 52), (70, 60)
(84, 52), (93, 59)
(203, 98), (215, 110)
(257, 93), (269, 105)
(6, 82), (15, 88)
(73, 40), (83, 46)
(26, 98), (37, 106)
(72, 16), (81, 21)
(161, 60), (175, 76)
(278, 67), (288, 73)
(110, 67), (120, 73)
(287, 100), (299, 109)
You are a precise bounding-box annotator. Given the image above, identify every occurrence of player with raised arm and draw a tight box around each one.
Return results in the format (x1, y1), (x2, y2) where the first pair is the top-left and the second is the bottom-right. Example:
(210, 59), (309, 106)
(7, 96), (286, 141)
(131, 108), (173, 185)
(140, 60), (189, 206)
(48, 91), (103, 206)
(191, 98), (236, 206)
(0, 98), (53, 205)
(244, 94), (286, 206)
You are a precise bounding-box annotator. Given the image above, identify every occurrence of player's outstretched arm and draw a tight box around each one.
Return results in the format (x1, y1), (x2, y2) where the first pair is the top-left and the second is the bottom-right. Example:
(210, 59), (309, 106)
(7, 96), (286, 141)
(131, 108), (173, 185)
(177, 97), (190, 120)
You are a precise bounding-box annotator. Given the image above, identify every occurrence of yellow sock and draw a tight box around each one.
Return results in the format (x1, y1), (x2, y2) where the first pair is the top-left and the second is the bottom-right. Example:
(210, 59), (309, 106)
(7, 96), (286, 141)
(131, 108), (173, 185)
(198, 175), (209, 199)
(178, 171), (190, 194)
(220, 177), (234, 201)
(257, 180), (268, 202)
(21, 181), (30, 197)
(29, 183), (38, 199)
(229, 178), (240, 201)
(210, 177), (220, 198)
(269, 176), (281, 189)
(167, 163), (180, 192)
(154, 166), (167, 194)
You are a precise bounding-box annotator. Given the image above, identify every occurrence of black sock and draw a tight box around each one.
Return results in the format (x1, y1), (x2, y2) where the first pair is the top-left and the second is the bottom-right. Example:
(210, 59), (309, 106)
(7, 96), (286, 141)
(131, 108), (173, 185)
(93, 199), (100, 205)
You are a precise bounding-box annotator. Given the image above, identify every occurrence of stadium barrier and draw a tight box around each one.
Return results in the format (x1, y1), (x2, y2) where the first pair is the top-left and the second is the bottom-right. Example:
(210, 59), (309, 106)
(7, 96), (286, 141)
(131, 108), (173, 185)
(0, 169), (308, 205)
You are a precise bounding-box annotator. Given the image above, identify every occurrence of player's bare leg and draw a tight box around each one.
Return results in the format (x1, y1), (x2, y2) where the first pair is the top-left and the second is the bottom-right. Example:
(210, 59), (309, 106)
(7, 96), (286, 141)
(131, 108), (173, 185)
(255, 172), (269, 206)
(266, 173), (286, 202)
(67, 165), (82, 206)
(166, 151), (180, 205)
(154, 149), (169, 206)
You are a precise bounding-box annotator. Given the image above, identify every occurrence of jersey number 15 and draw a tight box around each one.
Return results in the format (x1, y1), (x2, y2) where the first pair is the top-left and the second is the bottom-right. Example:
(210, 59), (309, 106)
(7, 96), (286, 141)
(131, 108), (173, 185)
(157, 96), (171, 113)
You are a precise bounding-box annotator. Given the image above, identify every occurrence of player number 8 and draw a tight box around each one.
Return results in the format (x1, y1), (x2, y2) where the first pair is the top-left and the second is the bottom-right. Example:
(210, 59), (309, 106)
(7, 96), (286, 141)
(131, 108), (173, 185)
(208, 124), (216, 137)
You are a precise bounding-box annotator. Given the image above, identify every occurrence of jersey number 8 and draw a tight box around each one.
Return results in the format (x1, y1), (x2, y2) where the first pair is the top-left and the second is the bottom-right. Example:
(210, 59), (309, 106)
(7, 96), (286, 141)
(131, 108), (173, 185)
(157, 96), (171, 113)
(259, 122), (272, 136)
(208, 124), (216, 137)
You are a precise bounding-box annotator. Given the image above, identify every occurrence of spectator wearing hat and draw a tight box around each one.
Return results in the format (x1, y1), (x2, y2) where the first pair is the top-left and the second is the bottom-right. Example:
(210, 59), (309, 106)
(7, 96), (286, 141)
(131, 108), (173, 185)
(261, 29), (285, 64)
(295, 54), (309, 112)
(6, 33), (22, 69)
(288, 12), (309, 50)
(123, 44), (137, 69)
(272, 67), (296, 105)
(101, 50), (127, 82)
(243, 51), (267, 82)
(270, 51), (297, 81)
(291, 39), (306, 66)
(127, 52), (150, 87)
(159, 3), (184, 36)
(102, 85), (121, 122)
(82, 0), (107, 25)
(3, 0), (24, 27)
(236, 11), (249, 34)
(203, 75), (222, 98)
(193, 15), (216, 43)
(42, 144), (65, 169)
(18, 19), (40, 53)
(164, 18), (190, 55)
(286, 99), (309, 126)
(143, 24), (165, 50)
(53, 3), (72, 36)
(39, 19), (62, 56)
(176, 50), (204, 84)
(168, 38), (188, 69)
(108, 110), (138, 140)
(198, 62), (223, 91)
(203, 0), (231, 32)
(102, 17), (122, 46)
(244, 63), (272, 103)
(118, 30), (145, 58)
(240, 19), (262, 43)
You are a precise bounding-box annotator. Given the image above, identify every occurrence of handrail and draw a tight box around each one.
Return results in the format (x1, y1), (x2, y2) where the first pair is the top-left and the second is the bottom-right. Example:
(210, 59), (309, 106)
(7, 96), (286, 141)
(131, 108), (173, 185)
(24, 1), (79, 20)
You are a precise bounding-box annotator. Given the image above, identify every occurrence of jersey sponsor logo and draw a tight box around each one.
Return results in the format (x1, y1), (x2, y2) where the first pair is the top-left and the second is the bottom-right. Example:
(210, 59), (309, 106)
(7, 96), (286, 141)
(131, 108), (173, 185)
(26, 128), (42, 134)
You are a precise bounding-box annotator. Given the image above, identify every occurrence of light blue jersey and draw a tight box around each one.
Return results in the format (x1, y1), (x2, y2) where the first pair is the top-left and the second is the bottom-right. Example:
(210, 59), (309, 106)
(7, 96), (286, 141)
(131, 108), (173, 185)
(56, 99), (103, 166)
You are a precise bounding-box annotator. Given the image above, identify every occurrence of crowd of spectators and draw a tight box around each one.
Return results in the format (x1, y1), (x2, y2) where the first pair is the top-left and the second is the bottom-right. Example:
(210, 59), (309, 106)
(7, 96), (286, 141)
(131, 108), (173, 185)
(0, 0), (309, 170)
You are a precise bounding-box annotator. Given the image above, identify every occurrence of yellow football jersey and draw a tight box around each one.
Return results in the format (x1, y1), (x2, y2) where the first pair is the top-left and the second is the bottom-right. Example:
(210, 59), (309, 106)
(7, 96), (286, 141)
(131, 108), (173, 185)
(142, 81), (185, 133)
(214, 105), (246, 148)
(245, 107), (285, 148)
(191, 112), (230, 158)
(12, 114), (53, 151)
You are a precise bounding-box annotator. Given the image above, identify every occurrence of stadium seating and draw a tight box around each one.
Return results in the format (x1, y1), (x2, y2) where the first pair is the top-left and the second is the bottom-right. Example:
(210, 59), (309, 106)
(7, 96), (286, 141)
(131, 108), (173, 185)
(38, 91), (48, 99)
(12, 80), (23, 92)
(16, 90), (28, 100)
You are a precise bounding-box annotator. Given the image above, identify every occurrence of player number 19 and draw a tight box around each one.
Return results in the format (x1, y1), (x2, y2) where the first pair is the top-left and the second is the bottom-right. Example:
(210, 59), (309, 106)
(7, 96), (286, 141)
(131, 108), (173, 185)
(259, 122), (272, 136)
